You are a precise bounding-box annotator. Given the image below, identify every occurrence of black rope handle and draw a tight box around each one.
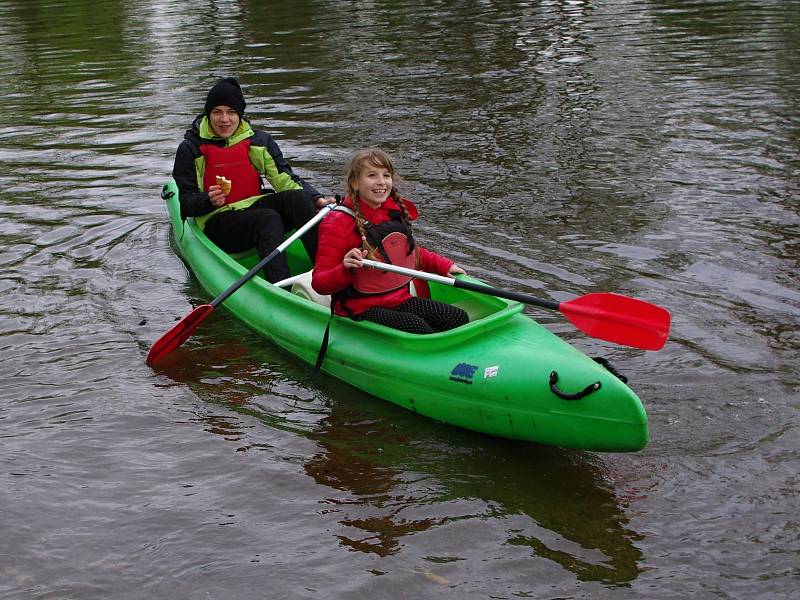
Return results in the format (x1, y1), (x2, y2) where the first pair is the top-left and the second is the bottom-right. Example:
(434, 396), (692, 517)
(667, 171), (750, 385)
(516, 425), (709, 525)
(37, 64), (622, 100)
(549, 371), (601, 401)
(161, 183), (184, 241)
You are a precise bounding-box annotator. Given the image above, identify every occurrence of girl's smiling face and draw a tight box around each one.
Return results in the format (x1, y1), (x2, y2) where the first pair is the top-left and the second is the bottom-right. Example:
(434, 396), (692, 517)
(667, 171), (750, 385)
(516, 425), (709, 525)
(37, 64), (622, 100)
(355, 161), (393, 208)
(209, 105), (240, 139)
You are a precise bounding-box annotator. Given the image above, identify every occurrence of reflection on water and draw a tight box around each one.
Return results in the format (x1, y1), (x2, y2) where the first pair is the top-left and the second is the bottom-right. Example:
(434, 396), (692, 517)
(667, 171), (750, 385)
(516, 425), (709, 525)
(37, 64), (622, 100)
(179, 373), (645, 584)
(304, 420), (439, 559)
(307, 417), (643, 585)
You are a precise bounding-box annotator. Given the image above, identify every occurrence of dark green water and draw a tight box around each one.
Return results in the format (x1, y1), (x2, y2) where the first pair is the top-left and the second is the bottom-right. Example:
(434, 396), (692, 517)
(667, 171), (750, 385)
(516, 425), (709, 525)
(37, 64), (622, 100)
(1, 1), (798, 598)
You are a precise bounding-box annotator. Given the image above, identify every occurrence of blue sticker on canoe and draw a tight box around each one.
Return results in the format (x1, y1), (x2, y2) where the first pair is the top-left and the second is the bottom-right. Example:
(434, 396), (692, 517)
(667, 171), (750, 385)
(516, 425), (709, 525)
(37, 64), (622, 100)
(450, 362), (478, 384)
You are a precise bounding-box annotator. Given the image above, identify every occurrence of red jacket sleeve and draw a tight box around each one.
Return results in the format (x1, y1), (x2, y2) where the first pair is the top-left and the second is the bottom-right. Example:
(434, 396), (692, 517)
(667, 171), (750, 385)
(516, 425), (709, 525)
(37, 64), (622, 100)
(312, 211), (359, 295)
(416, 246), (454, 276)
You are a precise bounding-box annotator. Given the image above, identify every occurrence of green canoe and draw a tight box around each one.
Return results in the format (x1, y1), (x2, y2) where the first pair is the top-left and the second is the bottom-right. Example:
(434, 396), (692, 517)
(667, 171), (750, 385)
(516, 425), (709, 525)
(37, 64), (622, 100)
(159, 179), (648, 452)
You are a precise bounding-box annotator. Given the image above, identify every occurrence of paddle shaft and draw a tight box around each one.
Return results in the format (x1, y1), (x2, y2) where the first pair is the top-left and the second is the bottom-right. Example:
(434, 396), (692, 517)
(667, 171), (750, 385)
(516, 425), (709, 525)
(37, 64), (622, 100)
(361, 259), (560, 310)
(146, 205), (332, 365)
(361, 259), (670, 350)
(211, 204), (333, 307)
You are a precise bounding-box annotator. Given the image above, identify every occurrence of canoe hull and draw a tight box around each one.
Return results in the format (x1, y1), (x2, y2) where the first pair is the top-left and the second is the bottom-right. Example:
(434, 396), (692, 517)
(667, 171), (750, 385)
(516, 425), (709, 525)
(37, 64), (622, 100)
(160, 180), (648, 452)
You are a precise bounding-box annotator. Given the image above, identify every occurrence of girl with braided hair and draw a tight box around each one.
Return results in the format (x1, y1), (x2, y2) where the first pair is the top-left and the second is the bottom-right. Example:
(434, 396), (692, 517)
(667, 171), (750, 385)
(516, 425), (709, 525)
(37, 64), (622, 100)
(312, 149), (469, 334)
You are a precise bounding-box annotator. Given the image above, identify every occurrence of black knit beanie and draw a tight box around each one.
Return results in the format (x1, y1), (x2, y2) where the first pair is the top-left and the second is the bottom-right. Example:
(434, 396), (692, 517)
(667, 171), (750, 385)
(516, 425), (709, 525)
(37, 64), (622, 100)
(204, 77), (246, 117)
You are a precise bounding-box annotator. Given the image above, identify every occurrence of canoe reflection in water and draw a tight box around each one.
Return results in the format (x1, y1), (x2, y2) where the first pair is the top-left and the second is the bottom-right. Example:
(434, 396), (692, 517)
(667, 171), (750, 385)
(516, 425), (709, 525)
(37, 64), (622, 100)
(157, 329), (645, 585)
(304, 389), (646, 584)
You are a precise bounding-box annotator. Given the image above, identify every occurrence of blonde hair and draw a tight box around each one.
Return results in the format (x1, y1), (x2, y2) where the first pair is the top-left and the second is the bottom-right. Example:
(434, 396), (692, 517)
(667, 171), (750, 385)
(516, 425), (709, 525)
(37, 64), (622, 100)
(344, 148), (415, 260)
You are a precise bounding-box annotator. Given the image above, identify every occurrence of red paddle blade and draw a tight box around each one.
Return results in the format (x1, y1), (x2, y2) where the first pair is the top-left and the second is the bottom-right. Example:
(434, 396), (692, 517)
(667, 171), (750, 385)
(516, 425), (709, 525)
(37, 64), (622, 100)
(560, 293), (671, 351)
(146, 304), (216, 366)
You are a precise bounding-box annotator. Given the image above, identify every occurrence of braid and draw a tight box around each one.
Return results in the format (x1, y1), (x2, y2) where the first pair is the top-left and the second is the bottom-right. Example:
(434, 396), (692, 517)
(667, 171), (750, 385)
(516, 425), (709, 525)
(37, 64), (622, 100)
(353, 195), (378, 260)
(393, 192), (417, 256)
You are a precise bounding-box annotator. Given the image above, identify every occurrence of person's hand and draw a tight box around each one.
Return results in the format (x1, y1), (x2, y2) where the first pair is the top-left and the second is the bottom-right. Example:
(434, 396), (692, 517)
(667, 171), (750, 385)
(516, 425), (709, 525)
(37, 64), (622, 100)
(208, 185), (227, 208)
(343, 248), (366, 271)
(448, 264), (466, 277)
(315, 195), (337, 208)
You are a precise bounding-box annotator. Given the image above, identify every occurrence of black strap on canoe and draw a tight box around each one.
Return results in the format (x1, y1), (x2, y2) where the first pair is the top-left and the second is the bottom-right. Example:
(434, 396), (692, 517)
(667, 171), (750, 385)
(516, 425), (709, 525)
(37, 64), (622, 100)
(593, 356), (628, 383)
(305, 195), (347, 380)
(309, 315), (332, 379)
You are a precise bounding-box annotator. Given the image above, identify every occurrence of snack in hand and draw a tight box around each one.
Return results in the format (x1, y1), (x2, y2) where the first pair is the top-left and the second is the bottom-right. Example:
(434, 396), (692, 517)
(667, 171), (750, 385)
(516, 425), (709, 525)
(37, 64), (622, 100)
(215, 175), (232, 195)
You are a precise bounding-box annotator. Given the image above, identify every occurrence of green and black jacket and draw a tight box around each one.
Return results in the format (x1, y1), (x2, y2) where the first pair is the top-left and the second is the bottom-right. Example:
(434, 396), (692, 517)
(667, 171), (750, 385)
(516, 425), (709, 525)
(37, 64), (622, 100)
(171, 114), (322, 225)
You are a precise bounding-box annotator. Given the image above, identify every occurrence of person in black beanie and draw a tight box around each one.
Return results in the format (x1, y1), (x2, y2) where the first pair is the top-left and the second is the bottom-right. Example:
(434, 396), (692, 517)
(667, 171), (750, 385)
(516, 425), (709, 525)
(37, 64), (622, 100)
(172, 77), (336, 283)
(203, 77), (247, 118)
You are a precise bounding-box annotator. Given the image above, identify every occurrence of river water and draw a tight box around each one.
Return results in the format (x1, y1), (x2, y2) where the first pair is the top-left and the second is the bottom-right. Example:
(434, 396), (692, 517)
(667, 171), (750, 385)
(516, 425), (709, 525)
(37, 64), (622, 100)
(1, 1), (798, 598)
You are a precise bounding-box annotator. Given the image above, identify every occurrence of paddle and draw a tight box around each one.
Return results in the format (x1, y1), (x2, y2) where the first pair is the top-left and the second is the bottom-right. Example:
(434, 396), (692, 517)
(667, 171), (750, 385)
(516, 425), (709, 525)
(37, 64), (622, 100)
(146, 205), (333, 365)
(362, 259), (671, 351)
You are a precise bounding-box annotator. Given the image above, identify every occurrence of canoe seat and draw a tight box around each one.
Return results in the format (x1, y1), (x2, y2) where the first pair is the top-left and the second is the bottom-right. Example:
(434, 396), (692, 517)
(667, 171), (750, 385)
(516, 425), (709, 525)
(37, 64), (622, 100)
(278, 271), (492, 320)
(289, 270), (331, 308)
(284, 270), (419, 309)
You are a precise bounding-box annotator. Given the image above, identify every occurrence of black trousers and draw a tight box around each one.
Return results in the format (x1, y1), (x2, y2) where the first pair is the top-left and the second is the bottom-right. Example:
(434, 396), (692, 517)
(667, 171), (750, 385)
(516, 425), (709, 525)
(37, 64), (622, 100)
(358, 297), (469, 334)
(203, 190), (318, 283)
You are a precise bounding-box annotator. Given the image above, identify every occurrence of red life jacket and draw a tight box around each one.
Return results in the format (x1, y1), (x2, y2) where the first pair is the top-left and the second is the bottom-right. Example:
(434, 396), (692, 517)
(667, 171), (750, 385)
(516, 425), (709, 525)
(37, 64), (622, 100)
(199, 139), (263, 205)
(354, 230), (415, 293)
(335, 205), (417, 296)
